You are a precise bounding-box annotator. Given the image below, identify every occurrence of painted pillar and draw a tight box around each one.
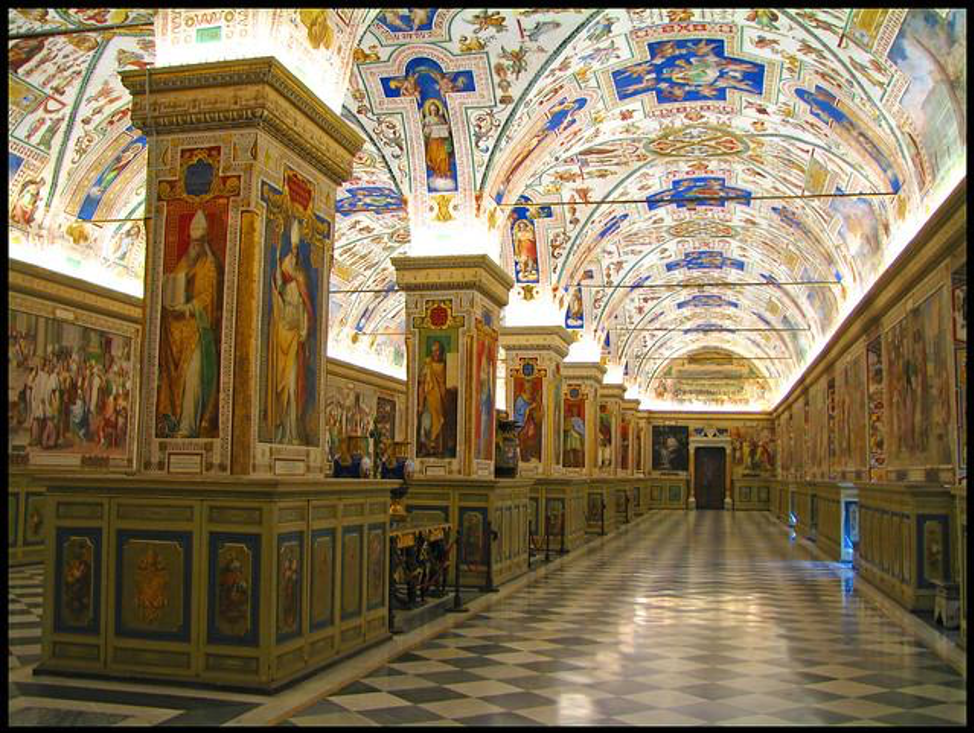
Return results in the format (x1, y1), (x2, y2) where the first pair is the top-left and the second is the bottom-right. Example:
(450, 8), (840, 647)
(620, 399), (639, 477)
(391, 255), (512, 478)
(498, 326), (573, 478)
(121, 58), (363, 478)
(635, 409), (651, 476)
(559, 362), (605, 477)
(598, 383), (625, 477)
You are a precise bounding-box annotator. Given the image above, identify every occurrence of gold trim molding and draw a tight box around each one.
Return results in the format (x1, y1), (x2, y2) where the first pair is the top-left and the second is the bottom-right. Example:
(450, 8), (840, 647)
(391, 254), (513, 309)
(120, 57), (363, 184)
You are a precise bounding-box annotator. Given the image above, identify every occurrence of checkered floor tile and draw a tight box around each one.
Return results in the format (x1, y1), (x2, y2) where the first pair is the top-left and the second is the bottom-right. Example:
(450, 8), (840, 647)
(7, 512), (966, 726)
(9, 564), (45, 671)
(286, 512), (966, 726)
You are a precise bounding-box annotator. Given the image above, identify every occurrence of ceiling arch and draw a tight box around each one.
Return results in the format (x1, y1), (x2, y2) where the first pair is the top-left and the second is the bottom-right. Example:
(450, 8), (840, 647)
(8, 8), (966, 407)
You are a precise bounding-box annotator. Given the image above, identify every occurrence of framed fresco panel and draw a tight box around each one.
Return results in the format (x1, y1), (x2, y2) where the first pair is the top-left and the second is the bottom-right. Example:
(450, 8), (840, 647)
(885, 287), (952, 468)
(208, 532), (260, 647)
(9, 494), (18, 548)
(545, 498), (565, 539)
(24, 492), (46, 547)
(55, 527), (102, 635)
(115, 530), (193, 643)
(652, 425), (688, 471)
(276, 531), (303, 642)
(957, 348), (967, 474)
(310, 527), (336, 632)
(459, 507), (487, 572)
(8, 292), (140, 470)
(366, 524), (386, 612)
(340, 525), (363, 622)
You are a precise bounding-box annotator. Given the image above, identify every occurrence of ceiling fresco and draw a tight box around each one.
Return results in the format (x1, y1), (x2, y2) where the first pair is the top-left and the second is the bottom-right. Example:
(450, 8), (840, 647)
(8, 8), (967, 407)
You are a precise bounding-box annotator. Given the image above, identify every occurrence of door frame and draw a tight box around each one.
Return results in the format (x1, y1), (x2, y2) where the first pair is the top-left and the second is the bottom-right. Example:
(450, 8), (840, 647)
(689, 437), (731, 510)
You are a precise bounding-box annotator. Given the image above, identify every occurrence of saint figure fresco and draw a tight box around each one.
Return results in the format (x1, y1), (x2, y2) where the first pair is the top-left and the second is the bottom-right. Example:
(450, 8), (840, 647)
(157, 208), (222, 439)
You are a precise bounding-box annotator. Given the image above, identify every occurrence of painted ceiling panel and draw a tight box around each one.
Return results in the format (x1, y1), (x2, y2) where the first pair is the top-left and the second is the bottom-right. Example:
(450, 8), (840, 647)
(7, 8), (967, 407)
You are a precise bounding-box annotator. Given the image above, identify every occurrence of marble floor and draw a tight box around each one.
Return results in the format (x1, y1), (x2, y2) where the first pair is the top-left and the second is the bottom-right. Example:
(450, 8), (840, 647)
(9, 511), (967, 726)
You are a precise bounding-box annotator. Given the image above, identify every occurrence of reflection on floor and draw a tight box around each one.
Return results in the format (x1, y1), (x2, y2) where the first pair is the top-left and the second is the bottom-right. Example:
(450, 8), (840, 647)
(9, 511), (967, 726)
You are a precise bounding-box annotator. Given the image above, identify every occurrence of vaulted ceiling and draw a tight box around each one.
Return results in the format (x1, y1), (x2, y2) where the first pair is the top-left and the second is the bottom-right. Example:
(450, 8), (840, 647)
(8, 8), (967, 409)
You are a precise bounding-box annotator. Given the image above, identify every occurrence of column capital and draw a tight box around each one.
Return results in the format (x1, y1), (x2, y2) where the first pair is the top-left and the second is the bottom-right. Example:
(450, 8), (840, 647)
(498, 325), (573, 358)
(391, 254), (513, 309)
(120, 56), (363, 184)
(562, 361), (606, 385)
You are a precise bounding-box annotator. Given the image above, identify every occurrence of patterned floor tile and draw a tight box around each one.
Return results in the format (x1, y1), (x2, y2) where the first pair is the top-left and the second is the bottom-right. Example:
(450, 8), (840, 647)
(9, 513), (968, 727)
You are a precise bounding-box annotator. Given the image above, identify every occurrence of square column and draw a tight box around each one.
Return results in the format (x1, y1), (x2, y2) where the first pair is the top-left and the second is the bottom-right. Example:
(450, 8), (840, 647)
(498, 326), (573, 477)
(558, 362), (605, 477)
(635, 410), (651, 476)
(391, 255), (513, 478)
(619, 399), (639, 477)
(598, 384), (626, 477)
(121, 58), (363, 478)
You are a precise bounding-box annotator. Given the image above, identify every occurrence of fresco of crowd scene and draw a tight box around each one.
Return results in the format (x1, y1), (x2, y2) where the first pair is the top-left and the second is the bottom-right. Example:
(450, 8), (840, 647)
(9, 316), (132, 454)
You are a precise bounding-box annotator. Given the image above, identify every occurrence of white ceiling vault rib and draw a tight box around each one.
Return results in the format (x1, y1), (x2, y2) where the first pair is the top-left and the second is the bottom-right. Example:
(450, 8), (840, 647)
(7, 8), (967, 408)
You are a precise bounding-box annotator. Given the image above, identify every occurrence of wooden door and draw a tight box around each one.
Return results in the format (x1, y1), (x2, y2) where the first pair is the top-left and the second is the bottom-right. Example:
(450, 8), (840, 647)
(694, 447), (726, 510)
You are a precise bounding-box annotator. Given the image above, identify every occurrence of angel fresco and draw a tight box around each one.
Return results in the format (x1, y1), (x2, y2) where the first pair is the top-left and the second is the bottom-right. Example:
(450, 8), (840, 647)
(421, 98), (456, 191)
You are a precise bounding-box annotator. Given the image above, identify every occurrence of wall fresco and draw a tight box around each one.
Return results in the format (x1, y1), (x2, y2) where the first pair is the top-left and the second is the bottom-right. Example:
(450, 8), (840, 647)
(652, 425), (689, 472)
(473, 321), (497, 462)
(8, 297), (138, 469)
(730, 424), (775, 475)
(886, 287), (953, 468)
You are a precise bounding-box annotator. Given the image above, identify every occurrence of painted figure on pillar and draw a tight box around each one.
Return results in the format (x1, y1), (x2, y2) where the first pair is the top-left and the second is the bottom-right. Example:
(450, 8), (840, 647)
(620, 418), (630, 470)
(512, 219), (539, 283)
(416, 329), (459, 458)
(259, 173), (326, 447)
(473, 323), (497, 461)
(157, 208), (222, 439)
(563, 387), (585, 468)
(598, 403), (613, 469)
(512, 366), (543, 464)
(266, 218), (315, 444)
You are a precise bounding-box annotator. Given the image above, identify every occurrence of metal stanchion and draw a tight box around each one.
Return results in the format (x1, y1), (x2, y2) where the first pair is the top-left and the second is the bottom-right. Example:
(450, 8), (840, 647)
(600, 497), (606, 536)
(560, 510), (566, 554)
(388, 534), (401, 634)
(625, 493), (630, 524)
(445, 527), (468, 613)
(483, 519), (499, 593)
(545, 514), (551, 563)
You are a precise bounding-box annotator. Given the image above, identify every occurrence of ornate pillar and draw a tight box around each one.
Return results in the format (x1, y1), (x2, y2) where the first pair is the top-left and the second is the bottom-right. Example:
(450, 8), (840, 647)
(598, 384), (625, 477)
(635, 409), (651, 476)
(498, 326), (573, 477)
(619, 399), (639, 477)
(391, 255), (512, 478)
(559, 363), (605, 477)
(121, 58), (363, 478)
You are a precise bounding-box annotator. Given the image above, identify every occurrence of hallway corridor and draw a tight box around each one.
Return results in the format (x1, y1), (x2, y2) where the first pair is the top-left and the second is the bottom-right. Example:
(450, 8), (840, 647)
(9, 512), (967, 726)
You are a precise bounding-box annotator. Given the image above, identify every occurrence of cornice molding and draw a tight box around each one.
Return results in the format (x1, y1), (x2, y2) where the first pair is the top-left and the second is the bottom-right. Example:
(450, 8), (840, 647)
(391, 254), (514, 309)
(326, 356), (406, 395)
(8, 259), (143, 323)
(120, 57), (364, 184)
(499, 325), (573, 358)
(562, 361), (607, 384)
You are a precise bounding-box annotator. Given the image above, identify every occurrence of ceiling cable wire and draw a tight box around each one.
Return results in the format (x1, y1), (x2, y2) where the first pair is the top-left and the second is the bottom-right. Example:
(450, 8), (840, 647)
(494, 191), (898, 207)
